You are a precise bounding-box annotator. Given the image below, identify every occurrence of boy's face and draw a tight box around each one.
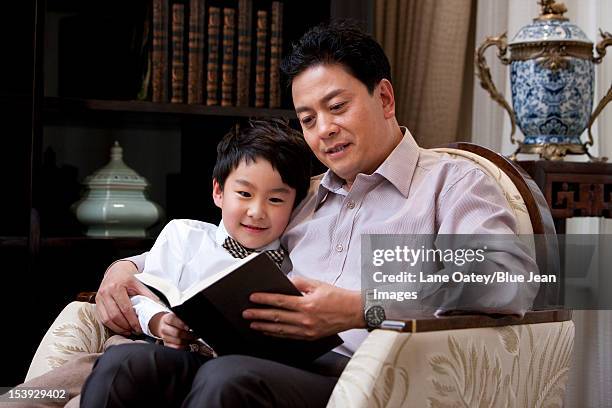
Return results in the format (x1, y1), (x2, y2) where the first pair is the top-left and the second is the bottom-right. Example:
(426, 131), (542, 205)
(212, 159), (296, 249)
(292, 63), (399, 189)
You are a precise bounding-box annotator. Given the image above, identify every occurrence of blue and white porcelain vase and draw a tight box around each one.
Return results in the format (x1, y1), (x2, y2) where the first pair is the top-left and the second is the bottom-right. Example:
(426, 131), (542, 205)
(72, 141), (163, 237)
(476, 0), (611, 160)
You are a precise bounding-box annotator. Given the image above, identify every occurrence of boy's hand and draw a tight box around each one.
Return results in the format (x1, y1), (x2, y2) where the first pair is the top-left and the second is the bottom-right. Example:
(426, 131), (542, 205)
(150, 312), (197, 349)
(243, 276), (365, 340)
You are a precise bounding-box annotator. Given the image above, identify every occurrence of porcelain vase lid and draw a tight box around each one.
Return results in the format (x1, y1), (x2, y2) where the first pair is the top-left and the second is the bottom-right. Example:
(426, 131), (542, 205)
(510, 0), (591, 45)
(84, 141), (148, 189)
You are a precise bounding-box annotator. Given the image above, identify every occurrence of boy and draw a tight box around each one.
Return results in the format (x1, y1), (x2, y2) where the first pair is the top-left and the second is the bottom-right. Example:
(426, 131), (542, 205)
(131, 117), (311, 348)
(2, 118), (312, 408)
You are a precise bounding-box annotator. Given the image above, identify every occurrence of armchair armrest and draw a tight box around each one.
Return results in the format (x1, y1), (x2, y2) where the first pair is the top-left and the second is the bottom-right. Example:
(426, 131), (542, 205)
(380, 309), (572, 333)
(328, 310), (574, 408)
(76, 291), (97, 303)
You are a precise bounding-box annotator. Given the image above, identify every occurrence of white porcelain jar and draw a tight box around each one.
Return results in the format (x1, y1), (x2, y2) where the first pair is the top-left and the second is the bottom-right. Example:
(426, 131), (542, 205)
(73, 141), (162, 237)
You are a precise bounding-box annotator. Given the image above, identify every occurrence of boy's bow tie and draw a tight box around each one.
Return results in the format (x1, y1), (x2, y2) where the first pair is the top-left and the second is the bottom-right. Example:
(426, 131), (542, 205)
(222, 236), (285, 268)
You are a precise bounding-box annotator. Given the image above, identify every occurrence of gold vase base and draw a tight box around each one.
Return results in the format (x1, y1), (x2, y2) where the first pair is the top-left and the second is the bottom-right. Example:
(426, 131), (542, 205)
(509, 143), (608, 162)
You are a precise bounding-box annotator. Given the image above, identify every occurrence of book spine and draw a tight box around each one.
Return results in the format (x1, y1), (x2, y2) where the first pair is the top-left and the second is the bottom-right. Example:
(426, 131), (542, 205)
(236, 0), (252, 107)
(268, 1), (283, 108)
(206, 6), (221, 106)
(152, 0), (169, 103)
(187, 0), (206, 104)
(171, 3), (185, 103)
(136, 4), (152, 101)
(221, 8), (236, 107)
(254, 10), (267, 108)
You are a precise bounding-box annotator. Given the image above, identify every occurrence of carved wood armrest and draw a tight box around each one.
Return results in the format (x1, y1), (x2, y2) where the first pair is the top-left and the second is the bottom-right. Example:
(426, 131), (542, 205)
(381, 309), (572, 333)
(76, 291), (97, 303)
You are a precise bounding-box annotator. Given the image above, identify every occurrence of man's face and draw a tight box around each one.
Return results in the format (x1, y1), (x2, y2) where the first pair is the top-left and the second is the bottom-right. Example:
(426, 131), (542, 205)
(213, 159), (296, 249)
(292, 63), (399, 189)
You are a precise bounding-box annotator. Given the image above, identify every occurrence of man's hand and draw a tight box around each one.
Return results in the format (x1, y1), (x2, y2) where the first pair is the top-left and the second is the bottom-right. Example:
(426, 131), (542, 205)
(96, 260), (159, 335)
(149, 312), (197, 349)
(242, 276), (366, 340)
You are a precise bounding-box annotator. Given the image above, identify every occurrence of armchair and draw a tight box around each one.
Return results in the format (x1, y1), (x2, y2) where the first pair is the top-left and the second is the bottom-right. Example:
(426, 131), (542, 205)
(24, 143), (574, 407)
(327, 143), (572, 407)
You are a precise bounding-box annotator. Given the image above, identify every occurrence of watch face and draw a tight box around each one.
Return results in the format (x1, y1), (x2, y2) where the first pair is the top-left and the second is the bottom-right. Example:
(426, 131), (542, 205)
(365, 305), (386, 328)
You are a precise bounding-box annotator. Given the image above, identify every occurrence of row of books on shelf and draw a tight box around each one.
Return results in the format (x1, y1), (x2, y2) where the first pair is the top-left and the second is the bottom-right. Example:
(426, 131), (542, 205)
(148, 0), (284, 108)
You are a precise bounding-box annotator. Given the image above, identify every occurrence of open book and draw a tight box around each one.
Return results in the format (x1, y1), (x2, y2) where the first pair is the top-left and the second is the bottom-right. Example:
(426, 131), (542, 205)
(136, 251), (343, 363)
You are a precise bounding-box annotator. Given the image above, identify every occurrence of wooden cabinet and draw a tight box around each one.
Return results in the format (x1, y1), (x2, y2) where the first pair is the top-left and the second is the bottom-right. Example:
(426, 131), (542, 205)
(518, 161), (612, 233)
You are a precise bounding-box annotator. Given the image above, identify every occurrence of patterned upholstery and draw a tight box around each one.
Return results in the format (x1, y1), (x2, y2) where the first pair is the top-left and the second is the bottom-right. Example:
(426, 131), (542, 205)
(26, 303), (575, 407)
(25, 302), (110, 382)
(328, 321), (574, 407)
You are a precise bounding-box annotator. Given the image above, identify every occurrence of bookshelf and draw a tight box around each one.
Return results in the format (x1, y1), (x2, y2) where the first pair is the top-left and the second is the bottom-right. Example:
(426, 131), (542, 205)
(43, 96), (296, 120)
(1, 0), (371, 385)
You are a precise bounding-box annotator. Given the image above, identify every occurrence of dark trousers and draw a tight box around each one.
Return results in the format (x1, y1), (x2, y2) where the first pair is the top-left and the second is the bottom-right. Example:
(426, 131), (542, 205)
(80, 343), (348, 408)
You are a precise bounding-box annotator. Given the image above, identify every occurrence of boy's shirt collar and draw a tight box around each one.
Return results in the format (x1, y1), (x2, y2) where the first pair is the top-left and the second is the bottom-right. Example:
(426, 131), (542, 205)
(215, 219), (281, 252)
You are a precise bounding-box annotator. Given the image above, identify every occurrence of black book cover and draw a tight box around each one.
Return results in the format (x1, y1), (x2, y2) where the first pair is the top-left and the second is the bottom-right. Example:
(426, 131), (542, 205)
(139, 252), (343, 364)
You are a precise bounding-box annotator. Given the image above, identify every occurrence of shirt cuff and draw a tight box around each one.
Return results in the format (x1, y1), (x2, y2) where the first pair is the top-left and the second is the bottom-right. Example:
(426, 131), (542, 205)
(131, 295), (170, 338)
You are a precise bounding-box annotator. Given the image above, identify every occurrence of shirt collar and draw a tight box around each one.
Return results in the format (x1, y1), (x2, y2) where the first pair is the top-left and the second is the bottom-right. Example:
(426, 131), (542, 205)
(215, 219), (281, 251)
(313, 127), (419, 208)
(374, 127), (419, 197)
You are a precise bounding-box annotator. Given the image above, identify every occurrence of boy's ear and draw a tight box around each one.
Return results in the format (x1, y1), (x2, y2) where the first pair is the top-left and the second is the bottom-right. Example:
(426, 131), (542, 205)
(212, 179), (223, 209)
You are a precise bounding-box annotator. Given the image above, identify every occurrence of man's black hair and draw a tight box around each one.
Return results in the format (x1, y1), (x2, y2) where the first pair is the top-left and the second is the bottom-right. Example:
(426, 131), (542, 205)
(280, 20), (392, 94)
(212, 118), (311, 207)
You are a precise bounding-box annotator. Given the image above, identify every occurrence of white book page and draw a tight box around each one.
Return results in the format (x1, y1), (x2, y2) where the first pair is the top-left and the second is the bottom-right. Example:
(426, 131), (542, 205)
(137, 252), (261, 307)
(177, 251), (260, 305)
(135, 273), (182, 307)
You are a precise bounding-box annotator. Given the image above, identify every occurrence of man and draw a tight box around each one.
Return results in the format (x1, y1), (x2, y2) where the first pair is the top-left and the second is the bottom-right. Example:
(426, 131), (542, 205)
(87, 21), (535, 407)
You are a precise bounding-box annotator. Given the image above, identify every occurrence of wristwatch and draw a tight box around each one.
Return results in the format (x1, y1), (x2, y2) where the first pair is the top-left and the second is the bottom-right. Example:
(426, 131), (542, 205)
(364, 289), (386, 331)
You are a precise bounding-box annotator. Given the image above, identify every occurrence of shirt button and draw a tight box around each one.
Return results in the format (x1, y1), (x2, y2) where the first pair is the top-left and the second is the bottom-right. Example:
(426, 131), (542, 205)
(336, 244), (344, 252)
(347, 200), (355, 209)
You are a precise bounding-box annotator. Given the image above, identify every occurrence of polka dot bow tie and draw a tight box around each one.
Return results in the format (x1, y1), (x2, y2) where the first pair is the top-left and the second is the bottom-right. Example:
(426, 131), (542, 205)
(222, 236), (285, 268)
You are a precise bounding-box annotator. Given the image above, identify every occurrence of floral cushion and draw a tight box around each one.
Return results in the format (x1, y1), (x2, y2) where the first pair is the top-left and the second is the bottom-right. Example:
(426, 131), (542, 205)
(25, 302), (110, 382)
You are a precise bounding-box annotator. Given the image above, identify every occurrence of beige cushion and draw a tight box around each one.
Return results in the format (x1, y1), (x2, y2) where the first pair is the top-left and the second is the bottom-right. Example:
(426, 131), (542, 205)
(328, 320), (574, 407)
(431, 148), (533, 235)
(25, 302), (110, 382)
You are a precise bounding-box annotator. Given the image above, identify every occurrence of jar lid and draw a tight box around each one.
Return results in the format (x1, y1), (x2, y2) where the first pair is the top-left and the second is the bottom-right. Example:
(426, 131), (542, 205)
(510, 1), (591, 45)
(84, 141), (149, 189)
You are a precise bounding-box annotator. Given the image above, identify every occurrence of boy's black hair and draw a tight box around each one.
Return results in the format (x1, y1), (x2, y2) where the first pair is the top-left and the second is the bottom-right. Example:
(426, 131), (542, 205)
(212, 118), (312, 207)
(280, 20), (392, 94)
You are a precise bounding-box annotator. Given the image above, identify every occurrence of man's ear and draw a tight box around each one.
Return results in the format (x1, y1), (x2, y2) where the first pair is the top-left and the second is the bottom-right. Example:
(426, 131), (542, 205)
(378, 79), (396, 119)
(212, 178), (223, 209)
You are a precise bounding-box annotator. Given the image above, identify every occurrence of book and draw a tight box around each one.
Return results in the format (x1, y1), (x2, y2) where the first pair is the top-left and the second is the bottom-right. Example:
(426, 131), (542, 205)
(236, 0), (253, 107)
(268, 1), (283, 108)
(254, 10), (267, 108)
(171, 3), (186, 103)
(136, 4), (153, 101)
(221, 8), (236, 106)
(187, 0), (205, 104)
(206, 6), (221, 105)
(136, 251), (343, 364)
(152, 0), (169, 102)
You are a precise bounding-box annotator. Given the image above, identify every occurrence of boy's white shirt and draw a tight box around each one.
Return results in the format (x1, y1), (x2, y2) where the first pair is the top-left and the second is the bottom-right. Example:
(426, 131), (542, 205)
(131, 219), (281, 338)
